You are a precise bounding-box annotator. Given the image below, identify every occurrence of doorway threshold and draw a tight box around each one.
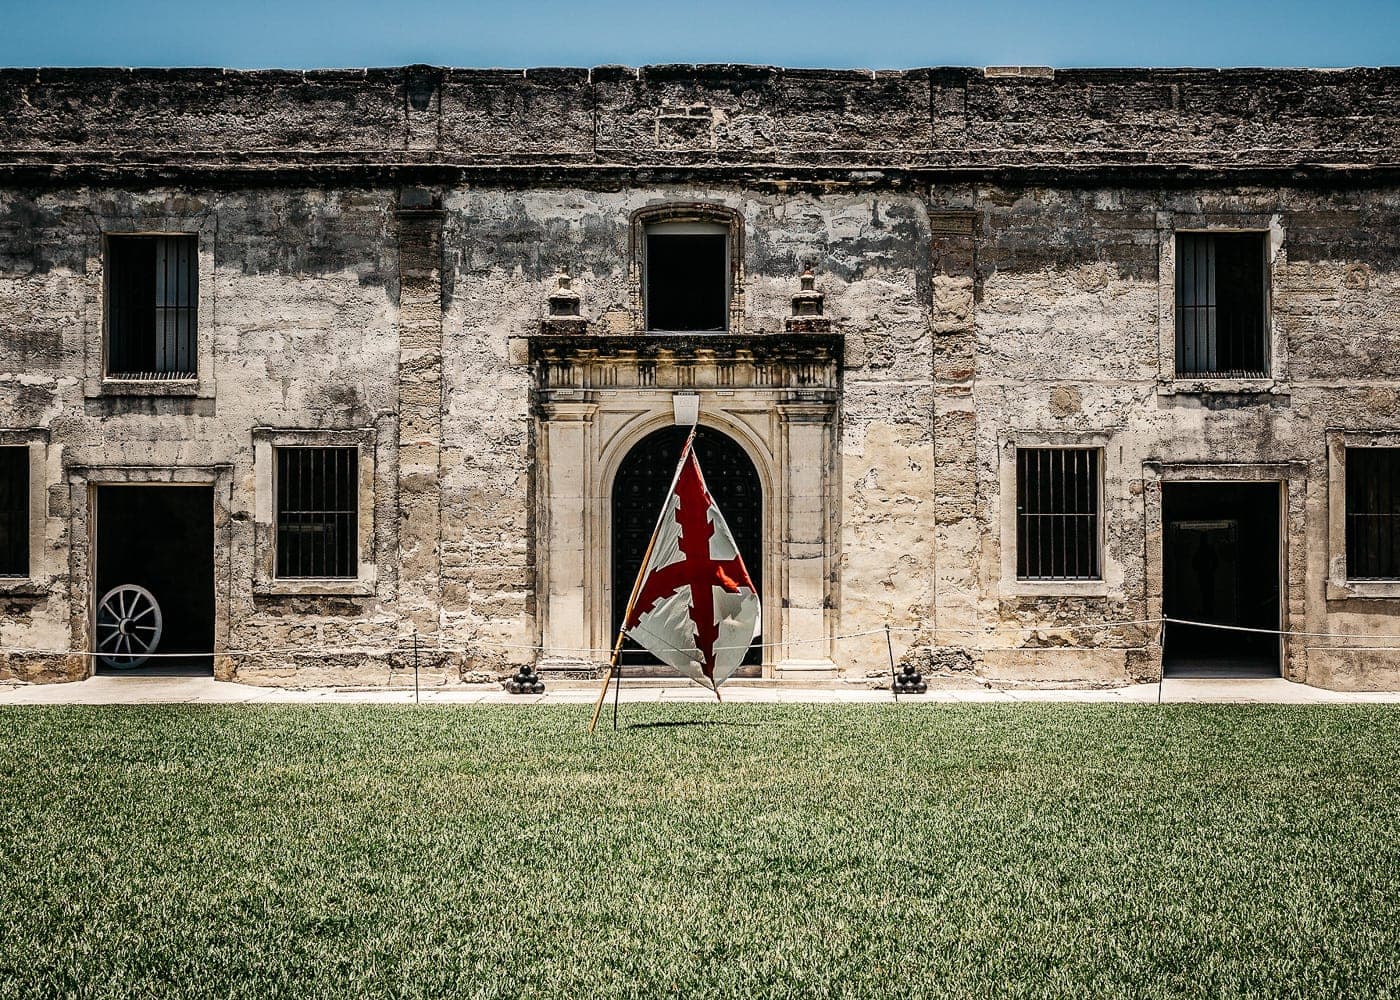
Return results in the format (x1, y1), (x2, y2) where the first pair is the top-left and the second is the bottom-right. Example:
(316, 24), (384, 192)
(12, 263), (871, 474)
(1164, 657), (1279, 679)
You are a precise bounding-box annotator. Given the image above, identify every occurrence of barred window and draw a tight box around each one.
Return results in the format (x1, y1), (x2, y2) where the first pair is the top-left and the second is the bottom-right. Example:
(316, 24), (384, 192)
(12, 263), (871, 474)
(1016, 448), (1101, 581)
(106, 235), (198, 378)
(0, 447), (29, 578)
(1346, 448), (1400, 580)
(1175, 232), (1268, 379)
(275, 447), (358, 579)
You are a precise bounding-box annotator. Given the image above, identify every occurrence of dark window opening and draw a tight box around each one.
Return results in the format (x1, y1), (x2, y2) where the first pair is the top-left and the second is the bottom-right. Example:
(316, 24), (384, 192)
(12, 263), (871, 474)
(106, 235), (198, 379)
(1346, 448), (1400, 580)
(1175, 232), (1268, 378)
(645, 231), (728, 331)
(276, 447), (358, 579)
(0, 447), (28, 577)
(1016, 448), (1100, 581)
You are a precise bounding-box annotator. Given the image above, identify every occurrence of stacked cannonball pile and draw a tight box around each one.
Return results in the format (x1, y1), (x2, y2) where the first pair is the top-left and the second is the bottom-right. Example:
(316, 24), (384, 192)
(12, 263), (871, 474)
(893, 663), (927, 695)
(506, 664), (546, 695)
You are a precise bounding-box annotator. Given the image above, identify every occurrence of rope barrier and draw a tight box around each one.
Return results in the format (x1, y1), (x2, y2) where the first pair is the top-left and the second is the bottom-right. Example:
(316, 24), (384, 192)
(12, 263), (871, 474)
(1161, 616), (1400, 642)
(6, 614), (1400, 662)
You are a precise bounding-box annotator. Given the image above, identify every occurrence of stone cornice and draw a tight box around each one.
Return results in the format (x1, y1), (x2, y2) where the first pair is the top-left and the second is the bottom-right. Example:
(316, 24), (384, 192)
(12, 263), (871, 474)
(530, 332), (843, 392)
(1, 65), (1396, 187)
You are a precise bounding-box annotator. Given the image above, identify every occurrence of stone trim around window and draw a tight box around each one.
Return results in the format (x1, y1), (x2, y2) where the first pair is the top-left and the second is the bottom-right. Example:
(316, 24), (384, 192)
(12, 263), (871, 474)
(628, 202), (745, 335)
(997, 430), (1117, 599)
(0, 429), (53, 597)
(82, 209), (217, 399)
(252, 427), (379, 597)
(1155, 212), (1288, 396)
(1326, 429), (1400, 601)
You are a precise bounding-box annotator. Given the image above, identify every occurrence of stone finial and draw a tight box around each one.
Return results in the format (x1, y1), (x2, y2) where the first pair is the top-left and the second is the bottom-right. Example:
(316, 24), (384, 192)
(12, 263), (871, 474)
(548, 268), (580, 317)
(785, 266), (831, 333)
(542, 267), (586, 333)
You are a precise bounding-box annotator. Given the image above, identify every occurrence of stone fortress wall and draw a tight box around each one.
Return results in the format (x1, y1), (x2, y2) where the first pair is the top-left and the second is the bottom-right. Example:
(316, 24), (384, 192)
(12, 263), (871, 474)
(0, 66), (1397, 688)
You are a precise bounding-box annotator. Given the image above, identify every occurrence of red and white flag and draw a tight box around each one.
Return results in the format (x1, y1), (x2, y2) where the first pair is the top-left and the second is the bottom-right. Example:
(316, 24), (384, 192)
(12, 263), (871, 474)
(622, 436), (760, 691)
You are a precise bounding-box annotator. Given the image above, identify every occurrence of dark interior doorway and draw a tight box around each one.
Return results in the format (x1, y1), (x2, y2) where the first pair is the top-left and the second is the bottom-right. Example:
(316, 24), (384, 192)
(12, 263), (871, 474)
(94, 485), (214, 675)
(612, 425), (761, 675)
(1162, 482), (1280, 676)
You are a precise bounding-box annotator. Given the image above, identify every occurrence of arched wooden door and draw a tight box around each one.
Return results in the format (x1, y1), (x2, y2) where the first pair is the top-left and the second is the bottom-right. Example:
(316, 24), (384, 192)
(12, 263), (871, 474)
(611, 425), (763, 672)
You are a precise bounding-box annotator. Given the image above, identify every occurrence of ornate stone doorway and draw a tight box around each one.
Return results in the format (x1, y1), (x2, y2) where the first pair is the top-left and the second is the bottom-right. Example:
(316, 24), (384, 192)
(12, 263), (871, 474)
(530, 331), (842, 680)
(611, 425), (762, 672)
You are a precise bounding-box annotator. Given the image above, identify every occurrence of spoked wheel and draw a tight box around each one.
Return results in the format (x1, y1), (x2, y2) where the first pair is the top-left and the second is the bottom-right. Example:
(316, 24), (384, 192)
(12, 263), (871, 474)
(96, 585), (163, 669)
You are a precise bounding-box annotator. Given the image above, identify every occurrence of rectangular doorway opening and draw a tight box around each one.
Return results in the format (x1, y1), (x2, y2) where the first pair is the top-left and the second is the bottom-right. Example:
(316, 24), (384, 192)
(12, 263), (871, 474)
(94, 484), (214, 676)
(1162, 482), (1280, 677)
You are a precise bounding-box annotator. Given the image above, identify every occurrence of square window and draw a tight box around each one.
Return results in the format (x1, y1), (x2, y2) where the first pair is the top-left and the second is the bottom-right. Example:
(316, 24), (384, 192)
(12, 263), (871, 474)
(645, 223), (728, 331)
(1016, 448), (1101, 581)
(1174, 232), (1268, 378)
(1346, 447), (1400, 580)
(275, 447), (359, 579)
(106, 235), (198, 378)
(0, 447), (28, 578)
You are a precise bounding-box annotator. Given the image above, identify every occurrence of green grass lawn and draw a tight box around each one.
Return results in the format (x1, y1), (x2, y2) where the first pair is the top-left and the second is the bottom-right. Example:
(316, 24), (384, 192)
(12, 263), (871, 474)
(1, 704), (1398, 999)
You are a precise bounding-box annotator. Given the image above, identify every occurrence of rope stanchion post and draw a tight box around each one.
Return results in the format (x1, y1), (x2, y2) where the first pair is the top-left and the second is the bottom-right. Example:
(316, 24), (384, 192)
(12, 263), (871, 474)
(886, 623), (928, 696)
(1156, 619), (1165, 705)
(885, 624), (899, 703)
(413, 632), (420, 706)
(613, 658), (622, 730)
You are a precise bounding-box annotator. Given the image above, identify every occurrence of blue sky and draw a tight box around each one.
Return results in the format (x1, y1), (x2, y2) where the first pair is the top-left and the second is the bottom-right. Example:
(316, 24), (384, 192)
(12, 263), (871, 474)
(1, 0), (1396, 69)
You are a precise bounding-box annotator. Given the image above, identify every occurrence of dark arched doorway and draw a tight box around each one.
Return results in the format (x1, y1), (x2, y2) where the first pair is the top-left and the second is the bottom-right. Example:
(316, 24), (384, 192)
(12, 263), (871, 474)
(611, 425), (763, 673)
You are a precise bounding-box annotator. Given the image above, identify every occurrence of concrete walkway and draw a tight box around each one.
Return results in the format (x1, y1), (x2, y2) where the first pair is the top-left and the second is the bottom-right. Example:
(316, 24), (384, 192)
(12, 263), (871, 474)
(2, 675), (1398, 706)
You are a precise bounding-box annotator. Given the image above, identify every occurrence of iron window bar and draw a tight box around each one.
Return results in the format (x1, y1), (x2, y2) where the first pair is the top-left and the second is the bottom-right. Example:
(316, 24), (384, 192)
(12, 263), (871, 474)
(1174, 232), (1269, 379)
(1016, 447), (1101, 581)
(107, 235), (198, 379)
(275, 447), (358, 579)
(1346, 447), (1400, 580)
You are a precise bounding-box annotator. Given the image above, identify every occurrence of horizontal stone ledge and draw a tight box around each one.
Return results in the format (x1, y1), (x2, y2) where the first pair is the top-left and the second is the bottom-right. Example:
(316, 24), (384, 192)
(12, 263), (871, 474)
(528, 330), (844, 359)
(1, 162), (1396, 192)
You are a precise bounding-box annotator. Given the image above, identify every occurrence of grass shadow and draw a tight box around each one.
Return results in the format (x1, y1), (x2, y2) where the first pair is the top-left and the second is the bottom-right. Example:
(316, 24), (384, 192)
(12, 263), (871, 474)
(623, 720), (763, 731)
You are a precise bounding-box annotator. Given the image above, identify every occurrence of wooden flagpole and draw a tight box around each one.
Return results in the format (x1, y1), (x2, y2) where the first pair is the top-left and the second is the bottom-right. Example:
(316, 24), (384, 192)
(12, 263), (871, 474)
(589, 430), (697, 734)
(587, 621), (633, 735)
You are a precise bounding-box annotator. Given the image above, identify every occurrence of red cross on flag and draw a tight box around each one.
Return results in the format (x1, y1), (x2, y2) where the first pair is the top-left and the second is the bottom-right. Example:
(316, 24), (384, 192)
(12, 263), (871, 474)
(621, 434), (760, 691)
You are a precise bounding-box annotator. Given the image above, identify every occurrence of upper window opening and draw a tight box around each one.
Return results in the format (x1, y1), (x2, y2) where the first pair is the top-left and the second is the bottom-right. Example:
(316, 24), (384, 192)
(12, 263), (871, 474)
(275, 446), (358, 580)
(1346, 447), (1400, 580)
(106, 235), (198, 379)
(0, 446), (29, 578)
(1016, 447), (1101, 581)
(1175, 232), (1268, 379)
(645, 221), (728, 332)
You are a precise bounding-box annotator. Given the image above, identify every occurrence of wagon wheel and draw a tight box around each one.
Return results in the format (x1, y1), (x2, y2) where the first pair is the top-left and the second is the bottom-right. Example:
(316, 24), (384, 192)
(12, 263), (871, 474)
(96, 585), (163, 669)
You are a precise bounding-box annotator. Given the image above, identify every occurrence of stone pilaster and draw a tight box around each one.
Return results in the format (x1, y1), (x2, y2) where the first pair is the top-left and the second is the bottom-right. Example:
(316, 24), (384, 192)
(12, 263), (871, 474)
(536, 397), (597, 669)
(395, 187), (446, 634)
(775, 397), (838, 679)
(928, 209), (980, 644)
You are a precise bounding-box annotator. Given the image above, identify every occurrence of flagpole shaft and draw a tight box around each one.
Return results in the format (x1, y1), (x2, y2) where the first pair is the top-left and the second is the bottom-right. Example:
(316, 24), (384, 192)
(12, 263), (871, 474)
(588, 432), (702, 733)
(588, 628), (629, 734)
(588, 489), (673, 734)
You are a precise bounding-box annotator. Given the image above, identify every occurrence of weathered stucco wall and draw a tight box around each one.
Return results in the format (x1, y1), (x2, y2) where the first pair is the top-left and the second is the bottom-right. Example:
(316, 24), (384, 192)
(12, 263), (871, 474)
(956, 185), (1400, 688)
(0, 187), (405, 683)
(1, 65), (1398, 689)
